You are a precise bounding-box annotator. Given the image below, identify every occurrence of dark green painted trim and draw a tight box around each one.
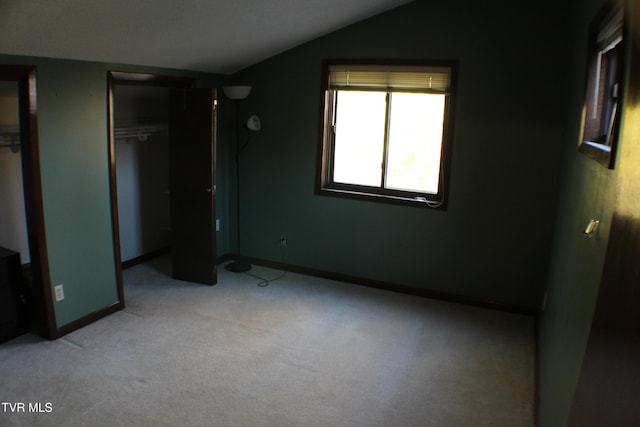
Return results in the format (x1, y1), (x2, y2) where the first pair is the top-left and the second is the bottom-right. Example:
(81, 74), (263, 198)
(216, 253), (234, 265)
(239, 255), (537, 316)
(122, 247), (171, 269)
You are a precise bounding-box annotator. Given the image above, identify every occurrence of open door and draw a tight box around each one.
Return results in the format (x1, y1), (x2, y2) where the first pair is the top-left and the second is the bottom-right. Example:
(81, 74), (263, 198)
(169, 88), (217, 285)
(567, 10), (640, 424)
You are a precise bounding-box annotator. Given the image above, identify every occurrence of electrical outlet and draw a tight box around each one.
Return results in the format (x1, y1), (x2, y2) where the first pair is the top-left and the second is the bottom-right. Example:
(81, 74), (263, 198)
(54, 284), (64, 302)
(216, 219), (220, 232)
(280, 235), (288, 247)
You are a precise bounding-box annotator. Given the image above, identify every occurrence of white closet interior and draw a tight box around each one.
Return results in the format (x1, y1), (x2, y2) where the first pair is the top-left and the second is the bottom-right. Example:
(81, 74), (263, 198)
(0, 81), (30, 265)
(114, 85), (171, 262)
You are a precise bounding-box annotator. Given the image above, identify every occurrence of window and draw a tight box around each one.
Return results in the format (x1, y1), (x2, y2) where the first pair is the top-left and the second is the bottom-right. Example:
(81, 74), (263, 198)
(578, 2), (624, 168)
(316, 61), (456, 208)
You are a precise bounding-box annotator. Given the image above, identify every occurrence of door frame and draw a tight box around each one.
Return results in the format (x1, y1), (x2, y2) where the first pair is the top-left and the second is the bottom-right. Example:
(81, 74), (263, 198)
(0, 65), (56, 339)
(107, 71), (195, 304)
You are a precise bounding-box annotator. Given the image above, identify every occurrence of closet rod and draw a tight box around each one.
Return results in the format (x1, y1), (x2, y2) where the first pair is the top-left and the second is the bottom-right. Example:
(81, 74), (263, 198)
(0, 141), (21, 153)
(0, 126), (21, 151)
(114, 124), (168, 141)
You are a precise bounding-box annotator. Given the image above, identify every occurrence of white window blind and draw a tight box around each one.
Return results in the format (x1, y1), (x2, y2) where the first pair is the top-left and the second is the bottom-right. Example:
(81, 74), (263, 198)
(596, 7), (623, 49)
(328, 65), (451, 92)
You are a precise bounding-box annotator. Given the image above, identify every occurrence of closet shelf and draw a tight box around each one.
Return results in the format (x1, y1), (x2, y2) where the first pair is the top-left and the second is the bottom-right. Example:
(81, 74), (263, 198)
(0, 126), (20, 152)
(114, 123), (168, 141)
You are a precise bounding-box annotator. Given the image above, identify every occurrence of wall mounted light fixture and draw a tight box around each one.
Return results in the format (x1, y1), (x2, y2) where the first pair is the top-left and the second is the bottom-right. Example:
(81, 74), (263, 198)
(246, 114), (261, 131)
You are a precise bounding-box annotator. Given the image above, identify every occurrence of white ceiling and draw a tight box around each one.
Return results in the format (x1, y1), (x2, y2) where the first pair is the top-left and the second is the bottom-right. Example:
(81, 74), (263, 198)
(0, 0), (413, 75)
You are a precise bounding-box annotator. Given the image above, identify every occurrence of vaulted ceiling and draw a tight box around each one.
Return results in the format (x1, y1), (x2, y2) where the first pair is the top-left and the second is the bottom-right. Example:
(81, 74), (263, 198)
(0, 0), (413, 74)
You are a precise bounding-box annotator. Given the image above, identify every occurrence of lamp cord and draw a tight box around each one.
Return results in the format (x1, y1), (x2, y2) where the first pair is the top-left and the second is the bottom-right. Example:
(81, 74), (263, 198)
(234, 100), (242, 258)
(246, 242), (287, 287)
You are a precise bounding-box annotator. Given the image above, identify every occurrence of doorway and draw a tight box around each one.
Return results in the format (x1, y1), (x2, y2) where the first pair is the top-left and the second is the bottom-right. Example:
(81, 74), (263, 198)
(108, 72), (218, 304)
(0, 65), (55, 340)
(0, 80), (30, 342)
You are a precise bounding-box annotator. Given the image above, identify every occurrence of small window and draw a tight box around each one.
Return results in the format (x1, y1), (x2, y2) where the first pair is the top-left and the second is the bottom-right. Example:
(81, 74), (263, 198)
(578, 2), (624, 168)
(316, 61), (456, 208)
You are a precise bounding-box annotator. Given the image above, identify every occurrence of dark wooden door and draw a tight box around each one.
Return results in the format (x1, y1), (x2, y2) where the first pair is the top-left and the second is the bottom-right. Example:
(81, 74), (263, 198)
(169, 88), (217, 285)
(567, 14), (640, 425)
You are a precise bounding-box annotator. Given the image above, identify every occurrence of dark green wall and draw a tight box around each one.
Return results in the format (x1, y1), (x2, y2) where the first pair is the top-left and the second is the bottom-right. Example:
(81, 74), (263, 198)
(233, 0), (570, 310)
(0, 54), (228, 328)
(537, 0), (623, 425)
(1, 1), (622, 421)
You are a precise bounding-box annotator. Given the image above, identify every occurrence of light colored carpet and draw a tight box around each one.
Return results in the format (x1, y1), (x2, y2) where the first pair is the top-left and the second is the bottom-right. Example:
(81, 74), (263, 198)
(0, 256), (535, 426)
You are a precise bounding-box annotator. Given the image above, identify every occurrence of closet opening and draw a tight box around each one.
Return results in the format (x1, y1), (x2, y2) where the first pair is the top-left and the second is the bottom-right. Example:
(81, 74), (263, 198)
(0, 66), (55, 341)
(114, 84), (172, 267)
(108, 72), (207, 303)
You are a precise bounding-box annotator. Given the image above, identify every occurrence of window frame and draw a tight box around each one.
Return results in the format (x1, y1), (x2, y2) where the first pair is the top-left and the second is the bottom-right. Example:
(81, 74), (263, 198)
(577, 1), (625, 169)
(316, 59), (458, 209)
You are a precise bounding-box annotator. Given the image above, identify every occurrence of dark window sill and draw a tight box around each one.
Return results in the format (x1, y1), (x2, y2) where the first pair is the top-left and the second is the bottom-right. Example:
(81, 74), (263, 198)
(316, 186), (446, 209)
(579, 140), (613, 168)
